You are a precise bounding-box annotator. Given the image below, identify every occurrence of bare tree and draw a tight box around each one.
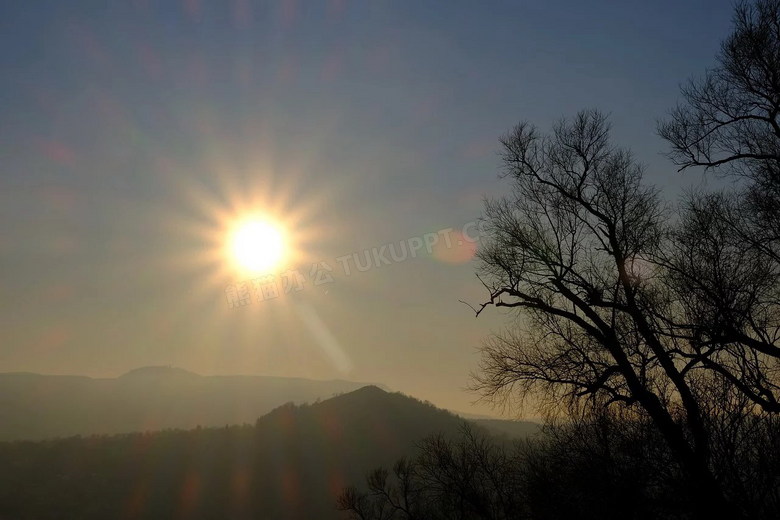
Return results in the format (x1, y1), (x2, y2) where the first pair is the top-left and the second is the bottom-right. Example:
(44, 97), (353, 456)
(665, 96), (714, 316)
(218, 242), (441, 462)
(337, 460), (423, 520)
(339, 411), (748, 520)
(656, 0), (780, 417)
(659, 0), (780, 180)
(468, 4), (780, 517)
(654, 193), (780, 413)
(469, 109), (735, 518)
(338, 425), (525, 520)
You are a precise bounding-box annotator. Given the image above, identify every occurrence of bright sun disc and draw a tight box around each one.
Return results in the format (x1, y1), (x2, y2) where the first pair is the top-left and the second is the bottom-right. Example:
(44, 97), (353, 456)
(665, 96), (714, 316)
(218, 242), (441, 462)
(230, 219), (285, 273)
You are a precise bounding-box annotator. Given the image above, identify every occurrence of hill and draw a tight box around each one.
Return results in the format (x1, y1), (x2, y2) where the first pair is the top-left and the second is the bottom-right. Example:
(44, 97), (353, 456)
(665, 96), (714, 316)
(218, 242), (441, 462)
(0, 367), (381, 440)
(0, 386), (479, 520)
(473, 418), (541, 439)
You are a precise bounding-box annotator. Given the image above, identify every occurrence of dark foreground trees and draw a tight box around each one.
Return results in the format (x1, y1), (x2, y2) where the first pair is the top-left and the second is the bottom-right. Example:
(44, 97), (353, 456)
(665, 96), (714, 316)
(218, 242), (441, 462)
(339, 412), (780, 520)
(338, 425), (525, 520)
(343, 2), (780, 519)
(340, 412), (780, 520)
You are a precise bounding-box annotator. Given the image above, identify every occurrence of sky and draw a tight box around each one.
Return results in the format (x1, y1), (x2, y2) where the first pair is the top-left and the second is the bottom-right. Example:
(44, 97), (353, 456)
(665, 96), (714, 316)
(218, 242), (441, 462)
(0, 0), (737, 416)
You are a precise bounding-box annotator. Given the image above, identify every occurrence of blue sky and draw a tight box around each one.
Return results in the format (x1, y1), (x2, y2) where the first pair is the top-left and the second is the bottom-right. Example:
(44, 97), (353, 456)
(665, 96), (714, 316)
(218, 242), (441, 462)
(0, 1), (736, 414)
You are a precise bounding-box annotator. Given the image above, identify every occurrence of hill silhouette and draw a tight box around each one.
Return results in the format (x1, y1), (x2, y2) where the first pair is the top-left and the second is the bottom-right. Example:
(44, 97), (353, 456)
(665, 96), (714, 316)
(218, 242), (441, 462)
(0, 385), (500, 520)
(472, 418), (541, 439)
(118, 366), (202, 379)
(0, 368), (382, 441)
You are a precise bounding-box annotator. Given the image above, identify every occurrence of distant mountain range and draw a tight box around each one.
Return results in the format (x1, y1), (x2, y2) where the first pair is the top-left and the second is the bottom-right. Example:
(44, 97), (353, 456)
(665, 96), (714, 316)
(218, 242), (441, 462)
(0, 366), (383, 441)
(0, 385), (538, 520)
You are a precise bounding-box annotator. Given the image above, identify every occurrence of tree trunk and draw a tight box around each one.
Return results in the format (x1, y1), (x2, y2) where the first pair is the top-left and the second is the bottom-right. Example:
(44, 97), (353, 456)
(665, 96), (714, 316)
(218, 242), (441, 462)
(637, 390), (736, 519)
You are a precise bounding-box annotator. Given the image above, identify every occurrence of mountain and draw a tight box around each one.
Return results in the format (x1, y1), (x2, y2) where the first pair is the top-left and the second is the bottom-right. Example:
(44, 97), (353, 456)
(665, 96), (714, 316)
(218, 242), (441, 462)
(452, 410), (541, 439)
(0, 386), (481, 520)
(0, 367), (382, 441)
(473, 418), (541, 439)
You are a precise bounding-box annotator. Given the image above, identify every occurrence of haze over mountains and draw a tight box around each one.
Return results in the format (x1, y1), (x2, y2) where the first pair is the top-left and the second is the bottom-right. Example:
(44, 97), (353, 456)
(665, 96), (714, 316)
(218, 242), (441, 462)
(0, 367), (537, 442)
(0, 366), (383, 441)
(0, 385), (537, 519)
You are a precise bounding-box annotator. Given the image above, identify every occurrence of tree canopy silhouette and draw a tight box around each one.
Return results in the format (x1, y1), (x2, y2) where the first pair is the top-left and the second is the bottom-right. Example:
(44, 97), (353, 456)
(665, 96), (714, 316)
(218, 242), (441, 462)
(467, 3), (780, 518)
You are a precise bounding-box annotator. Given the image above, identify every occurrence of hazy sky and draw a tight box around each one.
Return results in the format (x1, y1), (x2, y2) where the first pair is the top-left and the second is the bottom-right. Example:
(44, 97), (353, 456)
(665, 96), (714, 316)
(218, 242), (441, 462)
(0, 1), (735, 415)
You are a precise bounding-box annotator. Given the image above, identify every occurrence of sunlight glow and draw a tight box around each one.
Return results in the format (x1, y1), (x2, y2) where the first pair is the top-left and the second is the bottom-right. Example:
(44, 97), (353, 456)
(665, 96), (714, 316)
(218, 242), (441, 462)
(229, 218), (286, 273)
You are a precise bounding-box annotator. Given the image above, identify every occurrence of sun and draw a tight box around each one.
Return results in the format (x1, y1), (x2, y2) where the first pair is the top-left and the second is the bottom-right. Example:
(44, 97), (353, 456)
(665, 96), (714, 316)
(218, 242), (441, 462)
(229, 218), (286, 273)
